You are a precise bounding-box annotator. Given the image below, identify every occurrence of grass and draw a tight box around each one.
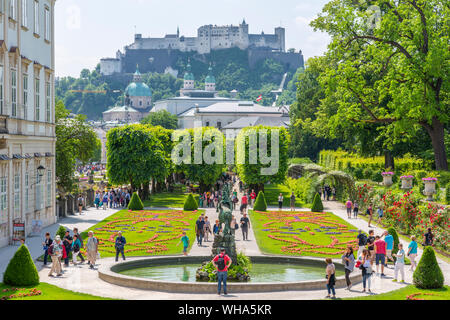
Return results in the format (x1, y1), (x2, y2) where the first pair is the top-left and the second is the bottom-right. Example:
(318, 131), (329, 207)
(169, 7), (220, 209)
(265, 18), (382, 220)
(0, 282), (113, 300)
(343, 285), (450, 300)
(250, 209), (359, 258)
(143, 192), (199, 208)
(263, 184), (305, 208)
(78, 209), (202, 258)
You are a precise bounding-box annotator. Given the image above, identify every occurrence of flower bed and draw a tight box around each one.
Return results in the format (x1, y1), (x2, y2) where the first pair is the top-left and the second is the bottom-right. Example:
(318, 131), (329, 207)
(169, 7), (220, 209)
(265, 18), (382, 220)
(250, 210), (359, 258)
(79, 209), (201, 257)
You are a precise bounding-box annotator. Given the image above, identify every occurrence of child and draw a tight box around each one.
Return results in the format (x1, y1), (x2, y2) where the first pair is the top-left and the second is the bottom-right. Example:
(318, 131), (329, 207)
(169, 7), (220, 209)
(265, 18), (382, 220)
(177, 232), (190, 256)
(393, 243), (405, 283)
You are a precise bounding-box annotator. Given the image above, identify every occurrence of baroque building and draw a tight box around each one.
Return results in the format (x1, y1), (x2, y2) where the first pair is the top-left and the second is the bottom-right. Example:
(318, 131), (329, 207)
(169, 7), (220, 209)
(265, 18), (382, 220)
(0, 0), (56, 247)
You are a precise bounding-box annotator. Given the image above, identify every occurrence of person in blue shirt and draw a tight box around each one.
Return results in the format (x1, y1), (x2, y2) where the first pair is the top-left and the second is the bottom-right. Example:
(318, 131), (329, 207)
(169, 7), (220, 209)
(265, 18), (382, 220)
(115, 231), (127, 262)
(383, 231), (395, 267)
(177, 232), (190, 256)
(407, 235), (418, 271)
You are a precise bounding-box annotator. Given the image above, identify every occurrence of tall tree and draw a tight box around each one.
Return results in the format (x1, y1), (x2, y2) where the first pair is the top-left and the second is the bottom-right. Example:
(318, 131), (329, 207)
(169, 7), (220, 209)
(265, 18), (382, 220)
(55, 100), (98, 195)
(311, 0), (449, 170)
(141, 110), (178, 129)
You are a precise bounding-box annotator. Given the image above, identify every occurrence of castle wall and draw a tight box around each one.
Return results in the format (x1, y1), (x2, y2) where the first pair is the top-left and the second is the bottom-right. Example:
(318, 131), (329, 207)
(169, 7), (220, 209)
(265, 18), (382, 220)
(248, 49), (304, 70)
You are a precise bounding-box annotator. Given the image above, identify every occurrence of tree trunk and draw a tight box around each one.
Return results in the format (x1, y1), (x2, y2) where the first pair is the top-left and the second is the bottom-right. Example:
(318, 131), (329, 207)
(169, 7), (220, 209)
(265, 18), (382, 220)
(423, 117), (448, 171)
(142, 181), (150, 200)
(151, 178), (156, 194)
(384, 150), (395, 170)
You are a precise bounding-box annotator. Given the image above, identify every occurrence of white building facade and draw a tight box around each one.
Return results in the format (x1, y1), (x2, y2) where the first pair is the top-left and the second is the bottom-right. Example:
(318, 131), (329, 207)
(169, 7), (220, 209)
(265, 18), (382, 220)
(0, 0), (56, 247)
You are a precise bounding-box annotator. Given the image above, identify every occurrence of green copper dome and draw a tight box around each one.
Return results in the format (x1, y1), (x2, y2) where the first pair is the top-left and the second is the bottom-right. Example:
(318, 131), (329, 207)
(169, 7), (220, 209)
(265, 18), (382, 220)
(184, 62), (194, 81)
(125, 82), (152, 97)
(205, 65), (215, 84)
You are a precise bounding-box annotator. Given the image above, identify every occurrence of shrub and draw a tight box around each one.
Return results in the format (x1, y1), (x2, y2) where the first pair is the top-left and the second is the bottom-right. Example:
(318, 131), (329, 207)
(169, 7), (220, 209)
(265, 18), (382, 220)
(387, 227), (399, 255)
(446, 183), (450, 205)
(3, 245), (39, 286)
(253, 191), (267, 211)
(56, 225), (66, 240)
(183, 193), (198, 211)
(128, 192), (144, 210)
(311, 193), (324, 212)
(413, 246), (444, 289)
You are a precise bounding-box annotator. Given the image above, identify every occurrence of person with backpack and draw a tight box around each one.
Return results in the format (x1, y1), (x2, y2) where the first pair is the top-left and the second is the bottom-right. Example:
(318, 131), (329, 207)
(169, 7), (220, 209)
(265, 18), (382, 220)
(423, 228), (434, 247)
(240, 213), (250, 241)
(72, 228), (85, 264)
(212, 248), (232, 296)
(341, 246), (355, 290)
(63, 230), (73, 267)
(72, 234), (82, 265)
(353, 201), (359, 219)
(77, 194), (84, 215)
(325, 258), (336, 299)
(86, 231), (99, 269)
(115, 231), (127, 262)
(48, 235), (63, 277)
(356, 230), (367, 259)
(42, 232), (53, 266)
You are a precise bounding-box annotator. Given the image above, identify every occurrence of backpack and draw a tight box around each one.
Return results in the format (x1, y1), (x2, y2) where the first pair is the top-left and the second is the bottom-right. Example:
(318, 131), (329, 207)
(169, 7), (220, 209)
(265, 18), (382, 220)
(217, 254), (226, 270)
(47, 244), (53, 255)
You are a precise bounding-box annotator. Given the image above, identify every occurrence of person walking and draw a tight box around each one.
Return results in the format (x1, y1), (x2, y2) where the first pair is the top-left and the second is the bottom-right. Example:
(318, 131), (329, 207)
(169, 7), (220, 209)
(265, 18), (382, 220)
(86, 231), (99, 269)
(356, 230), (367, 259)
(407, 235), (418, 272)
(72, 234), (81, 265)
(94, 192), (101, 209)
(341, 246), (355, 290)
(213, 220), (221, 237)
(345, 199), (353, 219)
(290, 192), (296, 212)
(203, 216), (212, 242)
(423, 228), (434, 247)
(377, 206), (384, 224)
(42, 232), (53, 266)
(115, 231), (126, 262)
(72, 228), (85, 264)
(62, 231), (73, 267)
(102, 193), (108, 210)
(325, 258), (336, 299)
(361, 249), (372, 293)
(250, 190), (256, 208)
(384, 231), (395, 267)
(278, 193), (284, 210)
(240, 213), (250, 241)
(240, 194), (248, 215)
(230, 215), (238, 237)
(353, 202), (359, 219)
(48, 235), (63, 277)
(367, 205), (373, 227)
(332, 187), (336, 201)
(367, 230), (376, 266)
(195, 216), (205, 246)
(392, 243), (405, 283)
(77, 194), (84, 215)
(374, 235), (386, 276)
(177, 232), (190, 256)
(212, 248), (232, 296)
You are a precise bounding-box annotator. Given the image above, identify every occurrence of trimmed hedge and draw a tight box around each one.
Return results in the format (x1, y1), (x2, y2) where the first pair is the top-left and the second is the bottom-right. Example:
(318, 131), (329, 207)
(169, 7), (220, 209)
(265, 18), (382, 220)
(128, 192), (144, 210)
(3, 245), (39, 286)
(413, 246), (444, 289)
(183, 193), (198, 211)
(253, 191), (267, 211)
(311, 193), (324, 212)
(56, 225), (66, 240)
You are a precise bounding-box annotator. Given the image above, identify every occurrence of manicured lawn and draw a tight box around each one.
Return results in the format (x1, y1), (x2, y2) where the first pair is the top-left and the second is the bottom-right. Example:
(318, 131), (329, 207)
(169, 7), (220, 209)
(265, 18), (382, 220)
(343, 285), (450, 300)
(0, 282), (113, 300)
(143, 192), (199, 208)
(263, 184), (305, 208)
(250, 210), (359, 258)
(79, 209), (202, 258)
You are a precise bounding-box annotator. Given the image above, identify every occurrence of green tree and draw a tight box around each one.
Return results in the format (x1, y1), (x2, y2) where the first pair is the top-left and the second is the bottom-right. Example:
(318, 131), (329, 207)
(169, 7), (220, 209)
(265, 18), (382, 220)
(253, 191), (268, 211)
(413, 246), (444, 289)
(311, 193), (324, 212)
(106, 124), (168, 192)
(235, 126), (290, 193)
(183, 193), (198, 211)
(55, 100), (98, 195)
(128, 192), (144, 211)
(311, 0), (450, 170)
(141, 110), (178, 129)
(3, 245), (39, 286)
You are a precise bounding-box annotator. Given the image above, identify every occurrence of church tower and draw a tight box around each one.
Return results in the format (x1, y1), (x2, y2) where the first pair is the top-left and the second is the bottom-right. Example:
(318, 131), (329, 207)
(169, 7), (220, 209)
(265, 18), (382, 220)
(181, 60), (195, 96)
(205, 64), (216, 92)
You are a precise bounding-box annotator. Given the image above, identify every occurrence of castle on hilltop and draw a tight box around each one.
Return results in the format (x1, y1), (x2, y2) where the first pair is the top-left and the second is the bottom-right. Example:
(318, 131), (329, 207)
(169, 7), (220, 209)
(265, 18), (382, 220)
(100, 20), (303, 76)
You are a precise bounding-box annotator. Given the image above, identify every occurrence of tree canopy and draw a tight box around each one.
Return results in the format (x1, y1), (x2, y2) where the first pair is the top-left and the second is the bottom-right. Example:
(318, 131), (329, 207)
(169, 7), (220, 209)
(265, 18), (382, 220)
(141, 110), (178, 129)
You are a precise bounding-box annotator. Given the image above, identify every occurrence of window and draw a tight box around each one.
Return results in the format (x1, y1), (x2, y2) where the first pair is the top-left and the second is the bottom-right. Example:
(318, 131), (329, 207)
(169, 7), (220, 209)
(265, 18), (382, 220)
(45, 81), (50, 122)
(9, 0), (16, 20)
(44, 7), (50, 40)
(0, 176), (7, 222)
(34, 0), (39, 34)
(23, 74), (28, 119)
(11, 69), (17, 117)
(35, 77), (40, 120)
(205, 121), (210, 127)
(0, 66), (3, 115)
(25, 171), (29, 211)
(21, 0), (28, 27)
(14, 173), (20, 218)
(35, 170), (43, 210)
(217, 121), (222, 129)
(46, 169), (51, 206)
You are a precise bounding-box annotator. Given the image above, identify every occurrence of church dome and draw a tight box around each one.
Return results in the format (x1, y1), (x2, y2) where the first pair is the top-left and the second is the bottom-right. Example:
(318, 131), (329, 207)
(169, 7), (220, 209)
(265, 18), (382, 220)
(125, 82), (152, 97)
(205, 65), (215, 84)
(184, 62), (195, 81)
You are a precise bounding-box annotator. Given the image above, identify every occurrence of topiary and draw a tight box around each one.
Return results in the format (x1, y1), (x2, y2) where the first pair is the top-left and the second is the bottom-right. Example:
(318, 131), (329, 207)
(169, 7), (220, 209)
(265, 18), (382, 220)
(56, 225), (66, 240)
(445, 182), (450, 204)
(413, 246), (444, 289)
(387, 227), (399, 260)
(183, 193), (198, 211)
(128, 192), (144, 210)
(253, 191), (267, 211)
(311, 193), (324, 212)
(3, 245), (39, 286)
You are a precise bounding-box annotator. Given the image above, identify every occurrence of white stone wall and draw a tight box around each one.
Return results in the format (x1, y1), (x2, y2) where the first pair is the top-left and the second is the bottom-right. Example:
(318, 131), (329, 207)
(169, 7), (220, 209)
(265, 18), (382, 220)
(100, 59), (121, 76)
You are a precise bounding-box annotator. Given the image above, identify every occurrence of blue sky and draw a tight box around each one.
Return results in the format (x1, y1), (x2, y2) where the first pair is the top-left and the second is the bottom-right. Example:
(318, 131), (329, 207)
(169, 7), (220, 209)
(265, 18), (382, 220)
(55, 0), (331, 77)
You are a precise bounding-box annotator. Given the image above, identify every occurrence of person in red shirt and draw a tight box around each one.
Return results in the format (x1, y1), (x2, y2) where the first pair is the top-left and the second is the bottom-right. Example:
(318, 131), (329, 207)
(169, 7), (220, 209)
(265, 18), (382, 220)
(250, 190), (256, 207)
(212, 248), (232, 295)
(374, 235), (387, 276)
(240, 194), (248, 215)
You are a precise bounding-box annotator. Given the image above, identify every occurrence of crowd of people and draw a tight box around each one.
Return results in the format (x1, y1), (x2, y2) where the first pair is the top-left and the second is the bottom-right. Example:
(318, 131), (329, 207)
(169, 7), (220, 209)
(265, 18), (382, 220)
(93, 188), (132, 210)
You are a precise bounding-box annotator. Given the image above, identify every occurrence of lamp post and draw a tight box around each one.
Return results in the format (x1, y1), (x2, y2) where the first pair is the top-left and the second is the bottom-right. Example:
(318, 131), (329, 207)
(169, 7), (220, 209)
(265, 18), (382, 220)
(31, 165), (46, 187)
